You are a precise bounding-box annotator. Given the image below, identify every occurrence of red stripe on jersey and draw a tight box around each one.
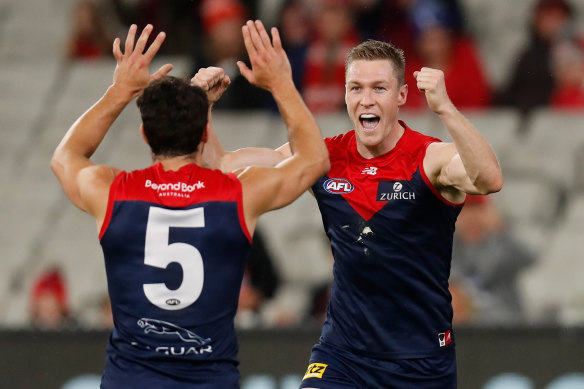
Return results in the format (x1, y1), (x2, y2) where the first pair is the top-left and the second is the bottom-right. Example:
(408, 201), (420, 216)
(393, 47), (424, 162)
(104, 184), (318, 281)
(99, 163), (251, 241)
(324, 122), (442, 220)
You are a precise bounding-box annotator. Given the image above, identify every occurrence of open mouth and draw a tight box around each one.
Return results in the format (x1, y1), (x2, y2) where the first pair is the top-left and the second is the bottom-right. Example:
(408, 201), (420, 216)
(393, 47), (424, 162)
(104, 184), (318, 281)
(359, 114), (380, 130)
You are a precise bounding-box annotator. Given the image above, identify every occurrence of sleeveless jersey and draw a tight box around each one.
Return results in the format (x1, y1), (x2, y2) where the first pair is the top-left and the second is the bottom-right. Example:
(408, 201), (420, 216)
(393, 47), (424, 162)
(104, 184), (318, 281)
(99, 162), (251, 384)
(312, 122), (462, 359)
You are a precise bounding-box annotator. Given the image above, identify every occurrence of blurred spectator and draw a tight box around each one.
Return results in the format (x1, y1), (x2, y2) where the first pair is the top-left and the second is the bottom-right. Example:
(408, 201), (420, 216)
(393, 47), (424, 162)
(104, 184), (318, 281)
(65, 0), (113, 61)
(449, 282), (474, 325)
(550, 40), (584, 109)
(192, 0), (270, 110)
(235, 229), (280, 328)
(30, 268), (76, 330)
(374, 0), (465, 56)
(110, 0), (200, 55)
(307, 282), (331, 326)
(403, 1), (492, 110)
(496, 0), (582, 115)
(301, 0), (360, 114)
(450, 195), (536, 325)
(278, 0), (313, 91)
(264, 0), (312, 113)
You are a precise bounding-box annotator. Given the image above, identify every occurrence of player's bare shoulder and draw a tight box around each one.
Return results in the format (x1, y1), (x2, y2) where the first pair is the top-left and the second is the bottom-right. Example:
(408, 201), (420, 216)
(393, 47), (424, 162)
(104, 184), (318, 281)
(77, 165), (120, 220)
(423, 142), (456, 179)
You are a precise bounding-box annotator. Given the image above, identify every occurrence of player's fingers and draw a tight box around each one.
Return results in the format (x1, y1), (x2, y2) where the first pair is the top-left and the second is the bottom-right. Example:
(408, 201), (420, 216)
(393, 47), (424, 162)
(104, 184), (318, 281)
(247, 20), (266, 52)
(135, 24), (154, 55)
(151, 63), (173, 81)
(221, 75), (231, 89)
(255, 20), (272, 50)
(112, 38), (122, 60)
(237, 61), (254, 83)
(144, 31), (166, 62)
(241, 24), (257, 59)
(124, 24), (137, 56)
(191, 73), (209, 90)
(271, 27), (283, 52)
(211, 69), (225, 87)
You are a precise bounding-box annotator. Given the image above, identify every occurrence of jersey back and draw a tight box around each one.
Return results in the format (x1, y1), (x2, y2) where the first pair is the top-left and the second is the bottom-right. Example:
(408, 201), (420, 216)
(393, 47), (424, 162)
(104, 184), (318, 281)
(312, 123), (462, 359)
(99, 163), (251, 383)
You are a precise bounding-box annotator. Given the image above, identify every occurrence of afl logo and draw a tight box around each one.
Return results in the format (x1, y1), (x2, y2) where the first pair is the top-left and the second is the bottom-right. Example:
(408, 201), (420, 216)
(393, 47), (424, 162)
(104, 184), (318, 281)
(165, 298), (181, 306)
(393, 182), (403, 192)
(324, 178), (354, 194)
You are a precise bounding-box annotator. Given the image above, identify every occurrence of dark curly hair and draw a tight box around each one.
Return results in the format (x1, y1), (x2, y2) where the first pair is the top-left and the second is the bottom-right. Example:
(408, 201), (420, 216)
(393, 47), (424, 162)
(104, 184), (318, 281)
(137, 76), (209, 158)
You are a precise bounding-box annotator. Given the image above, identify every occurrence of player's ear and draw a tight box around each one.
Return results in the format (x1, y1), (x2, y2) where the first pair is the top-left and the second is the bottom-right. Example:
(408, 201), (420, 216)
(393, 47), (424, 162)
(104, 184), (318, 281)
(397, 83), (408, 107)
(140, 124), (149, 145)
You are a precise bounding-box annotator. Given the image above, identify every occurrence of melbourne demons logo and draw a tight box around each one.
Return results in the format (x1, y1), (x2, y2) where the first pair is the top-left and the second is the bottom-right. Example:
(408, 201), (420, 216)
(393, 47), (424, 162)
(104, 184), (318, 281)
(324, 178), (354, 194)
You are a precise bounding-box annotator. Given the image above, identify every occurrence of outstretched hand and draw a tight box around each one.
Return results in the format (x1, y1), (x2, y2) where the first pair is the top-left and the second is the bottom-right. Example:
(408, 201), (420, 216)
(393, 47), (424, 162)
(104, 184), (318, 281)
(237, 20), (292, 93)
(112, 24), (173, 98)
(414, 67), (454, 115)
(191, 66), (231, 105)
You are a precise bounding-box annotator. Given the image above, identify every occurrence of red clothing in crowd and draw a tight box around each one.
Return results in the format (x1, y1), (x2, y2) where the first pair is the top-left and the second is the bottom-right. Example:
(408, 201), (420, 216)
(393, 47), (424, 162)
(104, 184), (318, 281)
(404, 37), (492, 110)
(302, 31), (360, 114)
(550, 85), (584, 108)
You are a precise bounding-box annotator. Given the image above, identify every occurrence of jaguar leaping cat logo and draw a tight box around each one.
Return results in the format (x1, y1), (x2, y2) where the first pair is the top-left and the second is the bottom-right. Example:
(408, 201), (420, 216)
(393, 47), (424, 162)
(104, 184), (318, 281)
(137, 318), (211, 345)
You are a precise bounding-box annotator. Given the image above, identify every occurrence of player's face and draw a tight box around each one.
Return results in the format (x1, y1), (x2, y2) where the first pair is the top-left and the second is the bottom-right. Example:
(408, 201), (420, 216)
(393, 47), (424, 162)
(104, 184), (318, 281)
(345, 59), (407, 156)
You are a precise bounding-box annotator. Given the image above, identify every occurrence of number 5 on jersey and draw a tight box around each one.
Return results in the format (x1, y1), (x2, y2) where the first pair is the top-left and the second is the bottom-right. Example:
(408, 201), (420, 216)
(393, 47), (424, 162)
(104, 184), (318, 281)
(144, 207), (205, 310)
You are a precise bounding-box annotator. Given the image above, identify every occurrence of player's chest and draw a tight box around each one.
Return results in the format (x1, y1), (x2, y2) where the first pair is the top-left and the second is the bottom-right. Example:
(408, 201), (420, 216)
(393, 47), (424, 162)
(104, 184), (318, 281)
(317, 162), (426, 220)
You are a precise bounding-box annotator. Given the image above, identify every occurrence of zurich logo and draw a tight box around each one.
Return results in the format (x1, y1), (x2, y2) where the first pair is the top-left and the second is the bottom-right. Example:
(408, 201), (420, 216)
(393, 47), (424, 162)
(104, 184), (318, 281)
(393, 182), (403, 192)
(324, 178), (354, 194)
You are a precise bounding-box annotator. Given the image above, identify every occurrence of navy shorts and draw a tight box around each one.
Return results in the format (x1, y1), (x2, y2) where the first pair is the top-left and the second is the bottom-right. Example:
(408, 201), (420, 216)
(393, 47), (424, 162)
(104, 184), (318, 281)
(299, 343), (457, 389)
(100, 352), (240, 389)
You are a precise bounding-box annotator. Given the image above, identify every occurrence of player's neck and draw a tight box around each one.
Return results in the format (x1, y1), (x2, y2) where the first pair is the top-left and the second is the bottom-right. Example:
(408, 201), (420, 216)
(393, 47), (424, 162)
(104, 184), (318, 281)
(356, 121), (405, 159)
(153, 152), (202, 172)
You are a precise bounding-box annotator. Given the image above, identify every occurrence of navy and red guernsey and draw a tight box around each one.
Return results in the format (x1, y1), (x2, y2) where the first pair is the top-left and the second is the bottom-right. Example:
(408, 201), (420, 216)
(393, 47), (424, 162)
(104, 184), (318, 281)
(98, 162), (251, 388)
(312, 121), (463, 360)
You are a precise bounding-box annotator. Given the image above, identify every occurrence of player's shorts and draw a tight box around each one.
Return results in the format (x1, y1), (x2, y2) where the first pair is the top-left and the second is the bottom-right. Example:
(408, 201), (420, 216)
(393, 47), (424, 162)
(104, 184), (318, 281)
(299, 342), (457, 389)
(100, 352), (240, 389)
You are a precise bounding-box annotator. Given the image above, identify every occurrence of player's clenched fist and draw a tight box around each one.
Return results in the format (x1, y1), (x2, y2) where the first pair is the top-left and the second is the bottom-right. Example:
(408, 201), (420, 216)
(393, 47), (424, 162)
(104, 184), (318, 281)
(191, 66), (231, 105)
(413, 67), (453, 115)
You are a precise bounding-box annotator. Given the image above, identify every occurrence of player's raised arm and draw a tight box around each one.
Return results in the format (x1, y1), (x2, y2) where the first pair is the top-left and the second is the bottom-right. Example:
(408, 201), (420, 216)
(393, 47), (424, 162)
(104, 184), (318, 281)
(235, 20), (329, 231)
(192, 66), (288, 172)
(51, 24), (172, 219)
(416, 67), (503, 202)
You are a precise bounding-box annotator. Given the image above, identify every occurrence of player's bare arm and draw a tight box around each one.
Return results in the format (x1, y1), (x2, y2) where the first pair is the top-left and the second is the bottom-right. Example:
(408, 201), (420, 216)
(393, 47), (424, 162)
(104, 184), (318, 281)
(51, 24), (172, 227)
(192, 66), (288, 172)
(235, 20), (329, 231)
(416, 67), (503, 203)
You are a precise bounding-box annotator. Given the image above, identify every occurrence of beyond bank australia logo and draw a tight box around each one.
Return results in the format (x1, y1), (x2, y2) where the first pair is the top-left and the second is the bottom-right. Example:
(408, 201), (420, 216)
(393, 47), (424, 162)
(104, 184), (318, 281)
(323, 178), (354, 194)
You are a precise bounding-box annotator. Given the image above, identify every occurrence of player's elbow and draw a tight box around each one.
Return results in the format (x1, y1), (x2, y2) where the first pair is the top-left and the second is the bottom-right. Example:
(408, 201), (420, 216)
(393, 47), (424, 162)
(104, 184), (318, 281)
(295, 151), (330, 187)
(476, 169), (503, 194)
(317, 152), (331, 176)
(50, 149), (65, 178)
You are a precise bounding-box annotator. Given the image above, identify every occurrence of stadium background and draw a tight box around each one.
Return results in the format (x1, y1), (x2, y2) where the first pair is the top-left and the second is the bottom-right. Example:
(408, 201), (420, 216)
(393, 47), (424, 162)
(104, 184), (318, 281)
(1, 0), (584, 388)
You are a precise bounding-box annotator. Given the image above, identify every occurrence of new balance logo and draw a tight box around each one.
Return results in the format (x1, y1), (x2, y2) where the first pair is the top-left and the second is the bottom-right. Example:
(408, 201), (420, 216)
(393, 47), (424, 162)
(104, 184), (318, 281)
(361, 166), (378, 175)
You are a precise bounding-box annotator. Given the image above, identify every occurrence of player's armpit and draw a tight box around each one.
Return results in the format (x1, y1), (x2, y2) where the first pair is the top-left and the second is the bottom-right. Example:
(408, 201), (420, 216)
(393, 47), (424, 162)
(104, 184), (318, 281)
(423, 142), (467, 203)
